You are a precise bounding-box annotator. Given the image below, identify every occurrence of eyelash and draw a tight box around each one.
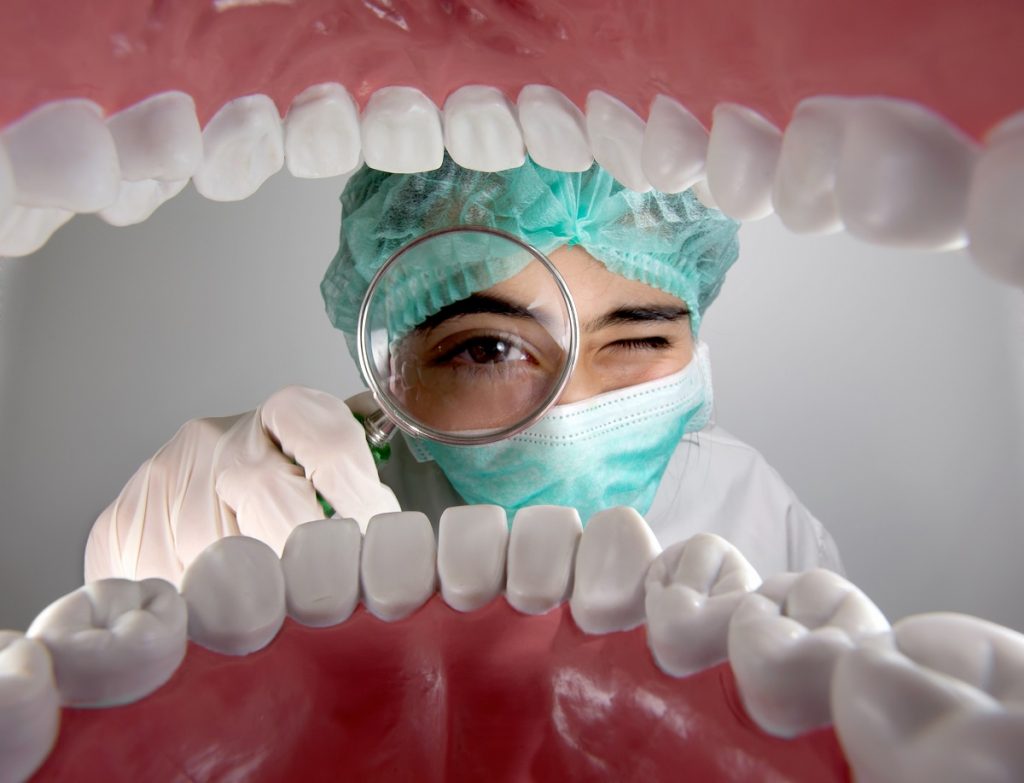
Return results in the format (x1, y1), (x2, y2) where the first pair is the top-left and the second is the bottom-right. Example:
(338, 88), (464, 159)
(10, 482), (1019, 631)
(611, 337), (672, 351)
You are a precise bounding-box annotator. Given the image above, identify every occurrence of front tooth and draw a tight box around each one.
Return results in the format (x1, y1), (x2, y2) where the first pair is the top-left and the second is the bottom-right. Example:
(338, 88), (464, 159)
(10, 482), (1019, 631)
(772, 96), (848, 234)
(641, 95), (709, 194)
(106, 91), (203, 182)
(506, 505), (582, 615)
(967, 111), (1024, 287)
(517, 85), (593, 173)
(586, 91), (651, 192)
(644, 533), (761, 677)
(361, 87), (444, 174)
(0, 205), (73, 258)
(280, 518), (362, 627)
(437, 505), (508, 612)
(284, 83), (361, 179)
(832, 613), (1024, 783)
(727, 568), (889, 737)
(443, 85), (526, 173)
(1, 99), (120, 213)
(26, 578), (187, 707)
(192, 94), (284, 202)
(0, 632), (60, 783)
(361, 511), (436, 621)
(835, 97), (978, 250)
(98, 178), (189, 227)
(569, 507), (661, 634)
(181, 536), (286, 655)
(706, 103), (782, 221)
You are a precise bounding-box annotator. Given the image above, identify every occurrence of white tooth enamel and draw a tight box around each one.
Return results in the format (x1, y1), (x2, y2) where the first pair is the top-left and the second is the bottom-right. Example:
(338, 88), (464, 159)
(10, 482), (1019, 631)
(192, 94), (284, 202)
(284, 83), (361, 179)
(727, 568), (889, 737)
(506, 505), (582, 615)
(967, 111), (1024, 287)
(772, 96), (848, 234)
(641, 95), (709, 194)
(280, 518), (362, 627)
(586, 90), (651, 192)
(692, 180), (718, 209)
(706, 103), (782, 221)
(0, 632), (60, 783)
(835, 97), (979, 250)
(98, 177), (189, 227)
(569, 507), (661, 634)
(443, 85), (526, 173)
(361, 87), (444, 174)
(0, 205), (73, 258)
(181, 536), (286, 655)
(361, 511), (436, 621)
(25, 578), (187, 707)
(832, 613), (1024, 783)
(517, 85), (593, 173)
(106, 91), (203, 182)
(437, 505), (508, 612)
(0, 144), (14, 219)
(1, 99), (120, 213)
(645, 533), (761, 677)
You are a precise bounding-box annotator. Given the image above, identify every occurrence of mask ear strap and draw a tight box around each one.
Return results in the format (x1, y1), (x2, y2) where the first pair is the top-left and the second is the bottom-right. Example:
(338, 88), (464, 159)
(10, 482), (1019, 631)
(685, 341), (715, 433)
(403, 432), (437, 464)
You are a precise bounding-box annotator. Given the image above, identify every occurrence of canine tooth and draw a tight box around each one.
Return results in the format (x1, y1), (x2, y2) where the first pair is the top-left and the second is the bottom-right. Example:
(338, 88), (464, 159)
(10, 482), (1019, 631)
(727, 568), (889, 737)
(284, 83), (361, 179)
(0, 633), (60, 783)
(506, 505), (582, 615)
(569, 507), (661, 634)
(361, 87), (444, 174)
(280, 518), (362, 627)
(517, 85), (592, 172)
(645, 533), (761, 677)
(106, 91), (203, 182)
(706, 103), (782, 221)
(437, 505), (508, 612)
(832, 613), (1024, 783)
(181, 536), (285, 655)
(641, 95), (709, 194)
(2, 99), (120, 213)
(25, 578), (187, 707)
(0, 205), (73, 258)
(361, 511), (436, 621)
(586, 90), (651, 192)
(192, 94), (284, 202)
(443, 85), (526, 173)
(835, 97), (978, 249)
(98, 178), (189, 227)
(772, 96), (848, 234)
(967, 111), (1024, 287)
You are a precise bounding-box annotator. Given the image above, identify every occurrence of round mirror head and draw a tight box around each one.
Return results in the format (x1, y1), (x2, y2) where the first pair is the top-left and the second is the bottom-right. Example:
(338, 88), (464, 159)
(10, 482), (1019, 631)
(357, 227), (579, 445)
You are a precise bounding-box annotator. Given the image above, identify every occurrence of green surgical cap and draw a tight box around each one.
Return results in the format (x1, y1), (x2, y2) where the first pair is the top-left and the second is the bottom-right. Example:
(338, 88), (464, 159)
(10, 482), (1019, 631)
(321, 155), (740, 342)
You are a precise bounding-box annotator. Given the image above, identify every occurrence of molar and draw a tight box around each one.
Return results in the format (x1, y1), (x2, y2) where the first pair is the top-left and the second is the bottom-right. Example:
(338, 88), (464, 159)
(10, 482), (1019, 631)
(644, 533), (761, 678)
(360, 87), (444, 174)
(284, 83), (361, 179)
(437, 505), (508, 612)
(192, 94), (285, 202)
(0, 632), (60, 783)
(443, 85), (526, 173)
(586, 90), (651, 192)
(181, 536), (286, 655)
(706, 103), (782, 221)
(25, 578), (187, 707)
(360, 511), (436, 621)
(505, 505), (582, 615)
(569, 506), (661, 634)
(517, 85), (593, 173)
(280, 518), (362, 628)
(641, 95), (709, 194)
(106, 91), (203, 182)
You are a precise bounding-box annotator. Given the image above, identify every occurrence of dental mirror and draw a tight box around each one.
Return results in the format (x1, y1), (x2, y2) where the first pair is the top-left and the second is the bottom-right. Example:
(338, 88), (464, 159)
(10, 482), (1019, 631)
(356, 227), (579, 453)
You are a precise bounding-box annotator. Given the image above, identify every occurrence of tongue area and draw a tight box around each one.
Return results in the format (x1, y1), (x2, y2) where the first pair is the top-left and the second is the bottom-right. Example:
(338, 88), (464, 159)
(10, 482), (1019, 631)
(32, 596), (848, 782)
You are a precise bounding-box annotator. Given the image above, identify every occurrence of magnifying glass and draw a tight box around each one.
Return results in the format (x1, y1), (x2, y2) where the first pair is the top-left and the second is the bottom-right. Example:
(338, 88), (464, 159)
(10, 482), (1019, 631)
(355, 226), (580, 460)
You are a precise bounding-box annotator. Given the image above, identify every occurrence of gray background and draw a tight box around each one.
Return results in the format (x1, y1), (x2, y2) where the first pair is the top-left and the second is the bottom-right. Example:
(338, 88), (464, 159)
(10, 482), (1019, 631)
(1, 171), (1022, 632)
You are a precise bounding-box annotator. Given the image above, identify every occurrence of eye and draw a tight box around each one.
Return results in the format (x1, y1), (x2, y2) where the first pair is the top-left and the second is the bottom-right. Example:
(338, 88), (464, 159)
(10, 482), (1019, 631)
(431, 333), (534, 366)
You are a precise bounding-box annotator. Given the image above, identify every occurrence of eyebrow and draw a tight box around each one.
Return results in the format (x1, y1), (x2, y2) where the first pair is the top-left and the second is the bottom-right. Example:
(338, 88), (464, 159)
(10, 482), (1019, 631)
(584, 305), (691, 332)
(414, 294), (535, 332)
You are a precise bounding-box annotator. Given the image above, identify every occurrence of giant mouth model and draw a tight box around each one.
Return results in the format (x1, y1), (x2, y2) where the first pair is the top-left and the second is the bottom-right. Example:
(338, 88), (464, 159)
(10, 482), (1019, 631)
(1, 1), (1022, 781)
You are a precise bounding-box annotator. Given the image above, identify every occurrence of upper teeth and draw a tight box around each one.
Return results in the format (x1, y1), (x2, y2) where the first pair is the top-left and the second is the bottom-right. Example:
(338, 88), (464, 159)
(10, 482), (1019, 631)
(0, 632), (60, 783)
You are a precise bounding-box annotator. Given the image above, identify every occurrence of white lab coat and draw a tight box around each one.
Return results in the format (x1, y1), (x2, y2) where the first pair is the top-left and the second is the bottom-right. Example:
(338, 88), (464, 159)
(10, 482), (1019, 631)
(379, 425), (843, 577)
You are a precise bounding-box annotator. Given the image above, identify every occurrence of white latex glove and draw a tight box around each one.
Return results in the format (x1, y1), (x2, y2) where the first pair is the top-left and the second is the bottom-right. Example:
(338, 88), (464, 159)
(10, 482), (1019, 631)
(84, 386), (400, 585)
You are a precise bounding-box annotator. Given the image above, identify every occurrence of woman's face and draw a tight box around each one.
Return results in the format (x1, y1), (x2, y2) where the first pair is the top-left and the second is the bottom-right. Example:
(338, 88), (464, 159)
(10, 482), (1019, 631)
(391, 243), (695, 432)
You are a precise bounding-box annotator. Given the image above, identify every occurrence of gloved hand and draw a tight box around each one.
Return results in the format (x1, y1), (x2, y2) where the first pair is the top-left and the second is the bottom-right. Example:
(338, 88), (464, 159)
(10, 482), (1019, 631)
(85, 386), (400, 585)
